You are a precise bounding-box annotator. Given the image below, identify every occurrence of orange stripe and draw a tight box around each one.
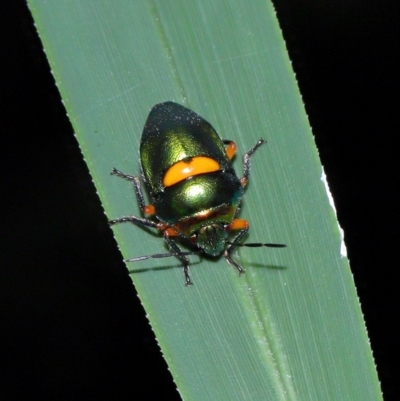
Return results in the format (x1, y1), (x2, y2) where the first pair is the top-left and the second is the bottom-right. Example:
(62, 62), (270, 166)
(163, 156), (220, 187)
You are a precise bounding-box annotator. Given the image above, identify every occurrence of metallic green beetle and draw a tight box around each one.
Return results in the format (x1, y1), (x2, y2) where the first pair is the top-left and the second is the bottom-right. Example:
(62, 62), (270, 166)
(109, 101), (284, 285)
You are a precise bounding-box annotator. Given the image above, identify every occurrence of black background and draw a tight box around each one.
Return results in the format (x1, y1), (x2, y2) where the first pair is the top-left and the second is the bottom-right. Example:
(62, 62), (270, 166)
(1, 1), (397, 400)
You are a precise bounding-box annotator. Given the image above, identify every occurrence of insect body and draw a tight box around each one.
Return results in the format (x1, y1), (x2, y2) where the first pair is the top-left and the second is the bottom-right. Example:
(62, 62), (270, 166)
(110, 101), (284, 285)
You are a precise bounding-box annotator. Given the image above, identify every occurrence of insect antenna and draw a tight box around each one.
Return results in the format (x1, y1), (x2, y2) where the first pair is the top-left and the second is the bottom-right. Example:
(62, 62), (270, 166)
(226, 242), (286, 248)
(125, 243), (285, 263)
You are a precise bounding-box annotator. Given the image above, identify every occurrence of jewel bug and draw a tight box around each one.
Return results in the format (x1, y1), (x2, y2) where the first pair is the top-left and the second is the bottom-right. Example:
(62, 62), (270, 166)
(109, 101), (285, 285)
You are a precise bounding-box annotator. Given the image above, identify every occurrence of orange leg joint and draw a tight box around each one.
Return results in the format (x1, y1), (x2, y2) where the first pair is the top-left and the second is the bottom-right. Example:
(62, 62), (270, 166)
(163, 227), (180, 237)
(225, 141), (237, 160)
(228, 219), (249, 231)
(143, 204), (155, 215)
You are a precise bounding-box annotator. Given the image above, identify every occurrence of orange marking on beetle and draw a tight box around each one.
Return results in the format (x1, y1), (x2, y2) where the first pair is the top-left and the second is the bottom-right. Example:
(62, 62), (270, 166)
(163, 227), (180, 237)
(229, 219), (249, 231)
(163, 156), (220, 187)
(225, 141), (237, 160)
(143, 205), (155, 215)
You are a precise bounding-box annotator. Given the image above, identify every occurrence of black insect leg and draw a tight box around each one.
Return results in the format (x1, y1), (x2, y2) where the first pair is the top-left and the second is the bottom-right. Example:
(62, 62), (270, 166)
(111, 168), (147, 212)
(224, 227), (249, 275)
(111, 167), (136, 182)
(242, 139), (266, 185)
(109, 214), (157, 229)
(164, 236), (193, 286)
(109, 169), (156, 227)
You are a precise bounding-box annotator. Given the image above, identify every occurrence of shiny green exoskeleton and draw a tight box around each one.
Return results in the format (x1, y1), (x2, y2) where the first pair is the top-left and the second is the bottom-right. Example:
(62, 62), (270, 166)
(110, 101), (285, 285)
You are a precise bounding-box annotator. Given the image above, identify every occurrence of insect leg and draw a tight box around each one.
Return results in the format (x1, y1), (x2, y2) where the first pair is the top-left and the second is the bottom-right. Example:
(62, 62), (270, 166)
(224, 219), (249, 275)
(164, 235), (193, 286)
(111, 168), (155, 215)
(111, 167), (137, 182)
(241, 139), (266, 187)
(109, 215), (157, 229)
(132, 176), (148, 213)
